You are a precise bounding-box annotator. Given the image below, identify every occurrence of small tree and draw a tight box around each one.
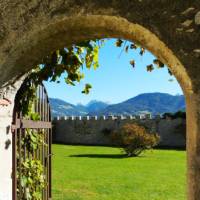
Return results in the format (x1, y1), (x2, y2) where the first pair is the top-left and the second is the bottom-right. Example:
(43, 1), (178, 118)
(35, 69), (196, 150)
(112, 123), (160, 157)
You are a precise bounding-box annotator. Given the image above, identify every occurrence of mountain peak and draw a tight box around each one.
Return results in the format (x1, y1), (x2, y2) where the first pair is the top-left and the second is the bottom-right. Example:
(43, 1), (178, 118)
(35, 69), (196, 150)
(88, 93), (185, 116)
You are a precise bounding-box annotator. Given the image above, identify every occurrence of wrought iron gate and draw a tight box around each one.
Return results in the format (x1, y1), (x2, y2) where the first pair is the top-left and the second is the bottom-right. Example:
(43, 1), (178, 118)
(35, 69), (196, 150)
(12, 83), (52, 200)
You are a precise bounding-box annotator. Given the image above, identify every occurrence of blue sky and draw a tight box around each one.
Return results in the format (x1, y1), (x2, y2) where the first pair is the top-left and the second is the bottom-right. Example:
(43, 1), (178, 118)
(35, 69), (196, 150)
(44, 39), (183, 105)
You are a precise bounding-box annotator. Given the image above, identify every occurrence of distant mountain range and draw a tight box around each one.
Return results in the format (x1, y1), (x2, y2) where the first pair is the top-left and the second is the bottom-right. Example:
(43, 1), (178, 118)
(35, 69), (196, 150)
(49, 98), (109, 117)
(49, 93), (185, 117)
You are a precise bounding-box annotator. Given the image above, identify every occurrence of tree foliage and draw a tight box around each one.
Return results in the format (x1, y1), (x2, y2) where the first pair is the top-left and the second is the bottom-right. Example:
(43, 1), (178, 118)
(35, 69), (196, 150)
(111, 123), (160, 157)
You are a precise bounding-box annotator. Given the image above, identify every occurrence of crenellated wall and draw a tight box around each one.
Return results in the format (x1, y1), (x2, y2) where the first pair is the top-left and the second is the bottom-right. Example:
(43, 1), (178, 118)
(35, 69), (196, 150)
(52, 115), (186, 148)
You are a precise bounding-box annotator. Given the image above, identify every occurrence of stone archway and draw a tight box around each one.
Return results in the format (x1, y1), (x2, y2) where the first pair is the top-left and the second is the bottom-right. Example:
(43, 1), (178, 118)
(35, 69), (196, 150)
(0, 1), (200, 200)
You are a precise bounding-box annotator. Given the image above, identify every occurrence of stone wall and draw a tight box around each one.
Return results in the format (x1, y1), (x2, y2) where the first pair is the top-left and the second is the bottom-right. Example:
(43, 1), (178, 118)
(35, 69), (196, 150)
(52, 116), (186, 148)
(0, 78), (25, 200)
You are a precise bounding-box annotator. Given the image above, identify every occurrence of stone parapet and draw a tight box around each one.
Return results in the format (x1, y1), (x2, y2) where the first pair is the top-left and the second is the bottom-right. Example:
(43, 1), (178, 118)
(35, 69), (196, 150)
(52, 116), (186, 148)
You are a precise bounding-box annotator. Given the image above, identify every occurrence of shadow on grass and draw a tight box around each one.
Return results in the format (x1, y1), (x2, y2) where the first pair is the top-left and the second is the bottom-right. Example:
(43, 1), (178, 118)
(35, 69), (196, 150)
(69, 154), (128, 159)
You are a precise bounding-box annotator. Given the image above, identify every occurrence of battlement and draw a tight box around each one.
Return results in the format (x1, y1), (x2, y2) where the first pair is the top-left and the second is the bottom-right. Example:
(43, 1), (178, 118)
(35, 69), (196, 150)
(52, 115), (186, 148)
(53, 114), (156, 121)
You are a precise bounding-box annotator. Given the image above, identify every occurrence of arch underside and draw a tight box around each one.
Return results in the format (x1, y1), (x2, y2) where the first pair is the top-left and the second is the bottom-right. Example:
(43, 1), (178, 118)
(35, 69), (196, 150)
(0, 15), (192, 96)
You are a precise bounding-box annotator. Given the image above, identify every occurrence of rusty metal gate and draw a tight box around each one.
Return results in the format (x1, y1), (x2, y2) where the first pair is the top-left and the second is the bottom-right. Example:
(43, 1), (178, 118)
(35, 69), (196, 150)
(12, 83), (52, 200)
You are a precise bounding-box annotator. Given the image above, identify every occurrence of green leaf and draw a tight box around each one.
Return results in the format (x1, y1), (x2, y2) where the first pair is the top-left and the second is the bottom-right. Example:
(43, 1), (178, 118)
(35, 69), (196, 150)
(82, 84), (92, 94)
(168, 68), (173, 76)
(146, 64), (154, 72)
(115, 39), (123, 47)
(93, 46), (99, 70)
(125, 45), (129, 53)
(85, 53), (93, 69)
(21, 176), (28, 187)
(30, 134), (37, 143)
(140, 47), (145, 56)
(65, 78), (76, 86)
(153, 59), (164, 68)
(130, 43), (137, 49)
(130, 60), (135, 68)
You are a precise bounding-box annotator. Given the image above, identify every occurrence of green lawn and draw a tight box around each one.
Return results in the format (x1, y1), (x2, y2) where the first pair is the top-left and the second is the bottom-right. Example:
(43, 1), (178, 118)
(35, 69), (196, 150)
(52, 144), (186, 200)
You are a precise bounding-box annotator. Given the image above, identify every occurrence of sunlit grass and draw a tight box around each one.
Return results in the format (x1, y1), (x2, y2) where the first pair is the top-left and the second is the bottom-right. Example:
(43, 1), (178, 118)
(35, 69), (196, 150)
(52, 144), (186, 200)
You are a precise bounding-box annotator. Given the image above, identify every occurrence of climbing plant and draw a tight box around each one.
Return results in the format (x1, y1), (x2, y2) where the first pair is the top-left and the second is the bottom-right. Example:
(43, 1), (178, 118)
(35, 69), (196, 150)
(16, 93), (48, 200)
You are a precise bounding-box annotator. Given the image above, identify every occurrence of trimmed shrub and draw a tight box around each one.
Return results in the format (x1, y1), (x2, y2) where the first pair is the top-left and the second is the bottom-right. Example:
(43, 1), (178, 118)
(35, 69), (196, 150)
(111, 123), (160, 157)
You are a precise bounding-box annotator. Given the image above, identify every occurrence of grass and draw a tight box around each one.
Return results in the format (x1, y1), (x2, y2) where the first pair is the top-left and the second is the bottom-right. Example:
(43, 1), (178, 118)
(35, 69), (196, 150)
(52, 144), (186, 200)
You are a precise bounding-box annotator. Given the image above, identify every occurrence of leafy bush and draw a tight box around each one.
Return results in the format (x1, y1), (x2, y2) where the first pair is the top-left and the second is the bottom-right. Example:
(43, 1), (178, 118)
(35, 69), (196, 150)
(21, 159), (45, 200)
(111, 123), (160, 157)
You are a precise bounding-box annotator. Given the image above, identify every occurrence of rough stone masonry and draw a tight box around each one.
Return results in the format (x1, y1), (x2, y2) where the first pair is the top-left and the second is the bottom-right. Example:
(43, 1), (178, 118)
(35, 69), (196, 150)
(53, 116), (186, 148)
